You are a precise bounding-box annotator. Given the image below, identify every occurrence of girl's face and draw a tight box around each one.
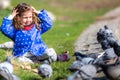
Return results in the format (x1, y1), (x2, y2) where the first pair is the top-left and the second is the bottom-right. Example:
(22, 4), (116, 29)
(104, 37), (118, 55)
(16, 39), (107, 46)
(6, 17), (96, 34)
(21, 10), (33, 26)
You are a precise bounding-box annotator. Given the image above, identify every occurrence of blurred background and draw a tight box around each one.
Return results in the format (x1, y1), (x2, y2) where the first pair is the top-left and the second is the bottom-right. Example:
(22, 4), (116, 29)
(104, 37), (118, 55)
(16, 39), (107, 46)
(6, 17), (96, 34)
(0, 0), (120, 80)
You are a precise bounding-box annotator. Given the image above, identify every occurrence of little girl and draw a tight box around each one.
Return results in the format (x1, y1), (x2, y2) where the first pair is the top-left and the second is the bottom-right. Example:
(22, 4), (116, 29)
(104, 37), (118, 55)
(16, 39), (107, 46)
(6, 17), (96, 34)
(0, 3), (70, 64)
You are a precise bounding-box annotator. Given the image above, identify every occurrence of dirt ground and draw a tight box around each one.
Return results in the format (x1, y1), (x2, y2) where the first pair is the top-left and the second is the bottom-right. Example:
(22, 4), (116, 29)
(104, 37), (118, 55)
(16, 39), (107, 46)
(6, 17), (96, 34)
(74, 6), (120, 54)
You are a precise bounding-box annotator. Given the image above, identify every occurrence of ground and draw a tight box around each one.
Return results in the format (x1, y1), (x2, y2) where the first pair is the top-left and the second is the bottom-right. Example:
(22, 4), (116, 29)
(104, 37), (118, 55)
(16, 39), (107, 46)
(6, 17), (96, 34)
(74, 6), (120, 54)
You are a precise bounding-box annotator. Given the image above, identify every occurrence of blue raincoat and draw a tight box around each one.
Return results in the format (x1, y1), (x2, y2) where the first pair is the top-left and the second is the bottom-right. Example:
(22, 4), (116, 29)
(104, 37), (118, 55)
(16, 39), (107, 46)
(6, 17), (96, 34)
(0, 9), (53, 57)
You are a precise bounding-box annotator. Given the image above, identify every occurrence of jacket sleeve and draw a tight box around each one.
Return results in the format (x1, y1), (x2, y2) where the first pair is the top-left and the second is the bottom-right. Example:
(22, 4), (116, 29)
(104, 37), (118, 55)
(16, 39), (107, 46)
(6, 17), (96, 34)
(0, 17), (15, 40)
(37, 9), (53, 34)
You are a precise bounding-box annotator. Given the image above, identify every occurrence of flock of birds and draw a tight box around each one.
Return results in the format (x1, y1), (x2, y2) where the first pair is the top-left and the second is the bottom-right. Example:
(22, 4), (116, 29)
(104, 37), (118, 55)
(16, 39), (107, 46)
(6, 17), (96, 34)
(0, 24), (120, 80)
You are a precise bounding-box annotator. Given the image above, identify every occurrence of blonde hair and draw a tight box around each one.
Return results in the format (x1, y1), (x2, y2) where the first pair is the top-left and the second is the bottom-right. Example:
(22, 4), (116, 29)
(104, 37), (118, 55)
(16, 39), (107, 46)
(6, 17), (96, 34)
(13, 3), (40, 30)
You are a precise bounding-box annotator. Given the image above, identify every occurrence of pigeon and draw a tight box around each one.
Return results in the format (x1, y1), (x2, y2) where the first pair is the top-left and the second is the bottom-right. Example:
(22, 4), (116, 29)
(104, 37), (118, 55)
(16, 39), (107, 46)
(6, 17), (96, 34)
(38, 64), (52, 78)
(0, 56), (20, 80)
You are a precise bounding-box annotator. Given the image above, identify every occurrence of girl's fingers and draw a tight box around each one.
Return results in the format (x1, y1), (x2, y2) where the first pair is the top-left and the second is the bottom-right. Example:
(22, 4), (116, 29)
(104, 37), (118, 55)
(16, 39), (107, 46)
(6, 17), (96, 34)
(11, 8), (19, 17)
(31, 6), (38, 13)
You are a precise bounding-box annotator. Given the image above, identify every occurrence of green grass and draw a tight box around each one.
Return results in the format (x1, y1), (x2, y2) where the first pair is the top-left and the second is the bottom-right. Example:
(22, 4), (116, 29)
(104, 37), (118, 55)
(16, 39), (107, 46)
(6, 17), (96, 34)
(0, 0), (120, 80)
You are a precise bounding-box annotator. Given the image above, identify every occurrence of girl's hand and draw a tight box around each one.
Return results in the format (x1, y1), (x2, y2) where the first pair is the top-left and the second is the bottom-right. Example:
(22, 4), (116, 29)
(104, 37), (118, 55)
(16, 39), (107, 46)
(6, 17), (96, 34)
(31, 6), (39, 14)
(11, 8), (19, 18)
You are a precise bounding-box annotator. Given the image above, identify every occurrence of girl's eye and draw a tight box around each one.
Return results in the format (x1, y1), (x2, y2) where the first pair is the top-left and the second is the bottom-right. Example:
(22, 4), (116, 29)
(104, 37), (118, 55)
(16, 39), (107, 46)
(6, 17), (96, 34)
(29, 16), (32, 18)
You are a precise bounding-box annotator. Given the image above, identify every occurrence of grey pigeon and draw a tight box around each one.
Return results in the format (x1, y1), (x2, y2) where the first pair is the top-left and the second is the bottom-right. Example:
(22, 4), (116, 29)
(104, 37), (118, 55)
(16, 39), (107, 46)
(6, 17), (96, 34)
(69, 60), (84, 71)
(67, 65), (97, 80)
(38, 64), (52, 78)
(81, 57), (94, 65)
(80, 65), (97, 80)
(0, 56), (20, 80)
(103, 48), (117, 60)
